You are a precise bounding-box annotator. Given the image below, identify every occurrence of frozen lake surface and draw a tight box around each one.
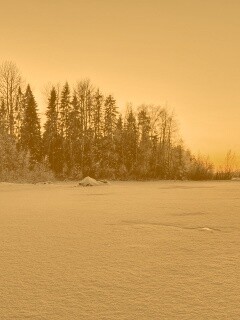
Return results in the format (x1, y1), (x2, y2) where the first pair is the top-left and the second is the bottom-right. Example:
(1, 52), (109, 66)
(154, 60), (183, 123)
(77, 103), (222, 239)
(0, 180), (239, 319)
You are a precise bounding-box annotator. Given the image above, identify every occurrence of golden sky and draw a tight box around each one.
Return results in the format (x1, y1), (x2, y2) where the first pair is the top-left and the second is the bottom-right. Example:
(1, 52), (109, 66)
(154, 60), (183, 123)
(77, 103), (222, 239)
(1, 0), (240, 165)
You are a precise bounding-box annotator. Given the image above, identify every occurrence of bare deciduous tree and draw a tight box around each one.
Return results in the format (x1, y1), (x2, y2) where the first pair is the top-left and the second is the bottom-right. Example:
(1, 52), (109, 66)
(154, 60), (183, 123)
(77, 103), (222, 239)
(0, 61), (22, 135)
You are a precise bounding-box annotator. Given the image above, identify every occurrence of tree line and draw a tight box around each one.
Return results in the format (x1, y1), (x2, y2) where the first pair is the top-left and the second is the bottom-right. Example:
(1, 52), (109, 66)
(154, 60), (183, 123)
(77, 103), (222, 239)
(0, 61), (236, 182)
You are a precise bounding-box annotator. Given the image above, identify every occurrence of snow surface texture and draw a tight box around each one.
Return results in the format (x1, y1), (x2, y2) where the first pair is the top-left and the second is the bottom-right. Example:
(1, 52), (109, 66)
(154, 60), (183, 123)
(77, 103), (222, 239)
(0, 181), (239, 319)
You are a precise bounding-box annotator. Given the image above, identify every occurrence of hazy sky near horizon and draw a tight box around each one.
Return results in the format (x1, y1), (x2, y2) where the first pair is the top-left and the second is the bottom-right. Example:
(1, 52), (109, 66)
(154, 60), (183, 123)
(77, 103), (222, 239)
(1, 0), (240, 164)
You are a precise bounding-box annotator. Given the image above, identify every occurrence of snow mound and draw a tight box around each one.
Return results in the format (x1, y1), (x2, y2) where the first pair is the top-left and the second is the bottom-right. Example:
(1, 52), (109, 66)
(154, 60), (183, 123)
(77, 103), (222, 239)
(200, 227), (213, 232)
(78, 176), (105, 187)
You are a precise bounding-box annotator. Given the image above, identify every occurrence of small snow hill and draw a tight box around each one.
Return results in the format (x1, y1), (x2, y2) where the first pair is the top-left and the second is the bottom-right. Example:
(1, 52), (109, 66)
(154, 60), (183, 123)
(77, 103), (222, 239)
(78, 176), (109, 187)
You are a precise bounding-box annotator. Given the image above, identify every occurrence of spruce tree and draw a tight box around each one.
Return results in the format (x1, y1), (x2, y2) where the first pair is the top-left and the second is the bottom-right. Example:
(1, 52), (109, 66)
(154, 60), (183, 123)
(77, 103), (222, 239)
(19, 85), (42, 164)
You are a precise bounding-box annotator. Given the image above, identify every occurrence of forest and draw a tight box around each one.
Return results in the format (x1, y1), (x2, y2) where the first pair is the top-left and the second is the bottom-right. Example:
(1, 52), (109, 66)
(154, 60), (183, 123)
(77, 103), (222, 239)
(0, 61), (235, 182)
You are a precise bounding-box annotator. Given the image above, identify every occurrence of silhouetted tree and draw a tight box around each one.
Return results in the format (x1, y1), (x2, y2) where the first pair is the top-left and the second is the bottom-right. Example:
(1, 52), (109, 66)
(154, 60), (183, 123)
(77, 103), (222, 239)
(101, 95), (118, 176)
(93, 89), (103, 141)
(66, 94), (82, 177)
(59, 82), (71, 138)
(19, 85), (42, 163)
(123, 108), (138, 174)
(14, 87), (25, 139)
(137, 107), (151, 178)
(114, 115), (126, 177)
(43, 87), (63, 174)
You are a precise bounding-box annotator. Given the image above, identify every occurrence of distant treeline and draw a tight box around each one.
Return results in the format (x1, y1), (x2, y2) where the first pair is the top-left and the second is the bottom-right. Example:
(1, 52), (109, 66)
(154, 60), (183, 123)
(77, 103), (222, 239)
(0, 61), (236, 182)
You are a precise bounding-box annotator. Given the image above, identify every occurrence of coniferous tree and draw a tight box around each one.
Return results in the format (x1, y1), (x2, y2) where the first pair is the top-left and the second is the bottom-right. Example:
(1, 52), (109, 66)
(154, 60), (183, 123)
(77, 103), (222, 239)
(104, 95), (118, 139)
(114, 115), (126, 177)
(93, 89), (103, 141)
(59, 82), (71, 138)
(75, 80), (94, 174)
(43, 87), (63, 174)
(19, 85), (42, 163)
(158, 109), (169, 178)
(59, 83), (71, 171)
(102, 95), (118, 176)
(14, 87), (25, 140)
(123, 108), (138, 174)
(137, 107), (151, 178)
(66, 94), (82, 177)
(91, 89), (104, 175)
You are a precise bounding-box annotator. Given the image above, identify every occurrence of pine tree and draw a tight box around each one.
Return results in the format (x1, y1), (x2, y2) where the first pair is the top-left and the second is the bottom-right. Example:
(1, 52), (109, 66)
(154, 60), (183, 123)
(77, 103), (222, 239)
(19, 85), (42, 163)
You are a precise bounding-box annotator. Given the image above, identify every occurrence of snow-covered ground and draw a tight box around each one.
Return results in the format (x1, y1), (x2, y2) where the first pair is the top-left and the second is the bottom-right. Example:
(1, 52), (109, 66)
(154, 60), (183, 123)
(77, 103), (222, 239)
(0, 180), (239, 319)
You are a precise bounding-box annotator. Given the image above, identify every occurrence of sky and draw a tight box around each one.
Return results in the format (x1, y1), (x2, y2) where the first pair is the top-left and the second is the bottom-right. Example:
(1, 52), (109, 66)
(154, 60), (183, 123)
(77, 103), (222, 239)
(0, 0), (240, 165)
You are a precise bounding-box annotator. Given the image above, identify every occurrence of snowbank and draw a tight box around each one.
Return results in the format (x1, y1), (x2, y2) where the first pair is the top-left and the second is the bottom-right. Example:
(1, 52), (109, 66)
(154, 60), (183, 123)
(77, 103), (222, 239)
(78, 176), (109, 186)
